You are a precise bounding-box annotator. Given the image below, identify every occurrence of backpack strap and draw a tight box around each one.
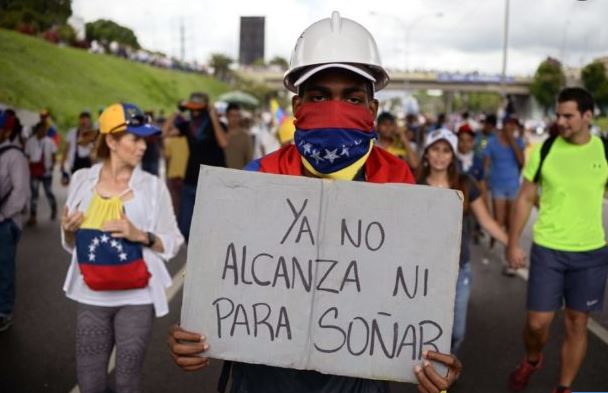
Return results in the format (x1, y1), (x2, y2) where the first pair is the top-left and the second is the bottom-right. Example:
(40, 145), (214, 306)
(602, 137), (608, 187)
(533, 135), (557, 183)
(0, 144), (23, 157)
(117, 187), (133, 198)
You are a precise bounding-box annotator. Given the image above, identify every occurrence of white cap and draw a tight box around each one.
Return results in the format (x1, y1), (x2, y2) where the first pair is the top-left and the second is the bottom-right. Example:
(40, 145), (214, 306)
(283, 11), (390, 93)
(424, 128), (458, 153)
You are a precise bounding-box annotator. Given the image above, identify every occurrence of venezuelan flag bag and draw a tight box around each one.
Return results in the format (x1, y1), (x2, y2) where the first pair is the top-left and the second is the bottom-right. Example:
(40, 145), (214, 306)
(75, 192), (151, 291)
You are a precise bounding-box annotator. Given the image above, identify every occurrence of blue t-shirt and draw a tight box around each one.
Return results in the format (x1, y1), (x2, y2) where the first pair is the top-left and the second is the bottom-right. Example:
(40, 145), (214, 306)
(483, 136), (524, 190)
(473, 131), (494, 159)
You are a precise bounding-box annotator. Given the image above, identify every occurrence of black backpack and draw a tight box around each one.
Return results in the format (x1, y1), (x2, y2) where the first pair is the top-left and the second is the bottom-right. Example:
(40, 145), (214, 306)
(533, 135), (608, 183)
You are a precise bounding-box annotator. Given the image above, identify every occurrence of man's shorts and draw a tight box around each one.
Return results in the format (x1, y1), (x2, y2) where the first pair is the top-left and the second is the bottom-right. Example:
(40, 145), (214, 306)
(527, 243), (608, 312)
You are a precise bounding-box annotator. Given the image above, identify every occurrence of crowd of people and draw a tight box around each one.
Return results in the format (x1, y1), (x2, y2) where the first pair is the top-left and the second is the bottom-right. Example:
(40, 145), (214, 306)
(14, 19), (209, 75)
(1, 10), (607, 393)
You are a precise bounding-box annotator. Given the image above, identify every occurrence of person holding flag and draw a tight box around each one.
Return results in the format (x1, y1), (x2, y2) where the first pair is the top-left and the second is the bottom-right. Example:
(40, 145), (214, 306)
(61, 103), (183, 393)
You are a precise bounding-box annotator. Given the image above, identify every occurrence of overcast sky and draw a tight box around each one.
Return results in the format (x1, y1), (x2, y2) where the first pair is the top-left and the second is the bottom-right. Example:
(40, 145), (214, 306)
(72, 0), (608, 76)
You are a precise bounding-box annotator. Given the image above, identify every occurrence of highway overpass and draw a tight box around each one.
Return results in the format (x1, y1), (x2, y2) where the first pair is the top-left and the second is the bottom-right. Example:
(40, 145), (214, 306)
(238, 69), (532, 95)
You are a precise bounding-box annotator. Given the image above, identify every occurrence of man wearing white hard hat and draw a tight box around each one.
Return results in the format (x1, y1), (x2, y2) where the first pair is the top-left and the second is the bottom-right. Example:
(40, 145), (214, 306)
(168, 12), (461, 393)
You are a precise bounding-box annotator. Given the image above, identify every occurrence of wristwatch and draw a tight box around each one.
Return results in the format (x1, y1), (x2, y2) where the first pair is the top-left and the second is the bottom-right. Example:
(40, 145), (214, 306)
(145, 231), (156, 247)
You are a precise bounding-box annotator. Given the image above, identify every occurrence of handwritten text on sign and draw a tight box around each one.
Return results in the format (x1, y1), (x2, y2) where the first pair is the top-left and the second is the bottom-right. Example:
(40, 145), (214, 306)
(181, 166), (462, 383)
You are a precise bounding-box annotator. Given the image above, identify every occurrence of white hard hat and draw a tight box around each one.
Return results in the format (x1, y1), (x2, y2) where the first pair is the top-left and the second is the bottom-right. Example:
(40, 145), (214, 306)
(283, 11), (390, 93)
(424, 128), (458, 153)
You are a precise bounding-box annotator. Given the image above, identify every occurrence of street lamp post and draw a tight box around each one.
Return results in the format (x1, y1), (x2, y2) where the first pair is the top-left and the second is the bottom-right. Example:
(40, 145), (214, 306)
(500, 0), (510, 97)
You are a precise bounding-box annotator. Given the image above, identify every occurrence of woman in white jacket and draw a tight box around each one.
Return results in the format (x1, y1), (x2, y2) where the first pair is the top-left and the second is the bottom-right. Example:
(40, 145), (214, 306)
(61, 103), (184, 393)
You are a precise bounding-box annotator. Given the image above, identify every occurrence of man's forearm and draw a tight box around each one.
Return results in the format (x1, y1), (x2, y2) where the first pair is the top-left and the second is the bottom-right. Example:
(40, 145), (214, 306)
(509, 138), (525, 165)
(162, 113), (179, 137)
(209, 111), (228, 148)
(508, 193), (534, 247)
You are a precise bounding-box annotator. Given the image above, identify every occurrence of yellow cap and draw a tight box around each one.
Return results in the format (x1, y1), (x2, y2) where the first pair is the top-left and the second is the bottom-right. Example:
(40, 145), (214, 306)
(98, 103), (160, 137)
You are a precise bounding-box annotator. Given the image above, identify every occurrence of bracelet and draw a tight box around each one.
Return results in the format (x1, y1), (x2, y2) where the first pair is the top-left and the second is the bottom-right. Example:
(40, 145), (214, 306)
(145, 231), (156, 247)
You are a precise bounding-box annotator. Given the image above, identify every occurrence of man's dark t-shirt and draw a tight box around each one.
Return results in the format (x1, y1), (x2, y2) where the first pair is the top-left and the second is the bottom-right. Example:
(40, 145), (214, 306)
(230, 363), (389, 393)
(181, 112), (226, 186)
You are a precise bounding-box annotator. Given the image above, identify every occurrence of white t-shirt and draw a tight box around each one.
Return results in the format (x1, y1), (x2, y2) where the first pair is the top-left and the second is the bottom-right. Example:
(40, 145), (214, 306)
(24, 136), (57, 175)
(251, 123), (280, 159)
(456, 151), (474, 172)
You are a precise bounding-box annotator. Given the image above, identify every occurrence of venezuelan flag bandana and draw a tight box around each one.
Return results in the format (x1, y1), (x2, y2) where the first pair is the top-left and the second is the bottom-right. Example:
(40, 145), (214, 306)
(294, 101), (376, 180)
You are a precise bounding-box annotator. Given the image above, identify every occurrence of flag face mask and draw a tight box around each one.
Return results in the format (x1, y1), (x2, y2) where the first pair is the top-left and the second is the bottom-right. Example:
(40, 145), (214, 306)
(294, 101), (376, 180)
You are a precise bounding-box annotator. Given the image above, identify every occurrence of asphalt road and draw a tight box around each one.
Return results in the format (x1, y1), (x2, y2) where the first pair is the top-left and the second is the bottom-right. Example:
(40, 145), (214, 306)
(1, 175), (607, 393)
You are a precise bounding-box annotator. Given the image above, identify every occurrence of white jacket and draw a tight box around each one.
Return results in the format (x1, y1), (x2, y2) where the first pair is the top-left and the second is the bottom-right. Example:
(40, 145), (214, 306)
(61, 163), (184, 317)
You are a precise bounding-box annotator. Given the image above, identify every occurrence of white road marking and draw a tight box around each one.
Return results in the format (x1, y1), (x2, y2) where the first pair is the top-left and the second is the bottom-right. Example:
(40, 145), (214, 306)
(588, 317), (608, 345)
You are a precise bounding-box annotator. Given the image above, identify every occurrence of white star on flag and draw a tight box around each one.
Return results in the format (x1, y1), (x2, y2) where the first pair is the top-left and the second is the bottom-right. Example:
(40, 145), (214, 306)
(92, 238), (100, 246)
(310, 150), (325, 164)
(110, 240), (118, 248)
(119, 253), (127, 261)
(303, 143), (312, 155)
(88, 253), (95, 261)
(116, 244), (123, 252)
(340, 145), (350, 157)
(354, 139), (362, 145)
(323, 149), (339, 164)
(100, 234), (109, 243)
(89, 244), (96, 252)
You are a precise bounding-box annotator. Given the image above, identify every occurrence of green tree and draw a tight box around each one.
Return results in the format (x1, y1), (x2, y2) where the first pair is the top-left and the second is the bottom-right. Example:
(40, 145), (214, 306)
(85, 19), (140, 49)
(252, 58), (266, 67)
(0, 0), (72, 31)
(209, 53), (234, 82)
(530, 57), (565, 115)
(233, 76), (275, 103)
(269, 56), (289, 71)
(453, 92), (502, 114)
(582, 61), (608, 114)
(56, 23), (76, 43)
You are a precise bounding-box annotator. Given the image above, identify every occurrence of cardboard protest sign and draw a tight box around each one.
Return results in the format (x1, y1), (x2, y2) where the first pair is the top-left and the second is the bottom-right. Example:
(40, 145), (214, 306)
(181, 165), (462, 383)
